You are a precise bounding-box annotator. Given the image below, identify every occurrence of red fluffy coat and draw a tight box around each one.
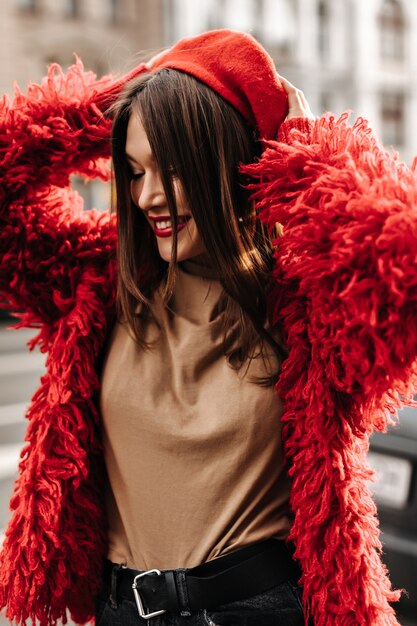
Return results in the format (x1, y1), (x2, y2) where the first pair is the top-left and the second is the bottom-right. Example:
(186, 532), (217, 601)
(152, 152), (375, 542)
(0, 60), (416, 626)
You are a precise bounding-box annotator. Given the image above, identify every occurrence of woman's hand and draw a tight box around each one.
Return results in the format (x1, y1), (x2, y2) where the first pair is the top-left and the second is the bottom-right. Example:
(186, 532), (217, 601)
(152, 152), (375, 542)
(278, 75), (315, 121)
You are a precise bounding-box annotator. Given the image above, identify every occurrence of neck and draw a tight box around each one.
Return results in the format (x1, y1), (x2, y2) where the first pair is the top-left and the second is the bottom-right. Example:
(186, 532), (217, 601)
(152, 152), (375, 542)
(179, 254), (218, 280)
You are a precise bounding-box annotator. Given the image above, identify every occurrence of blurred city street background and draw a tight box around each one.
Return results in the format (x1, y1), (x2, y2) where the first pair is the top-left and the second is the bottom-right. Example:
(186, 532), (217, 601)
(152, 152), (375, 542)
(1, 0), (417, 624)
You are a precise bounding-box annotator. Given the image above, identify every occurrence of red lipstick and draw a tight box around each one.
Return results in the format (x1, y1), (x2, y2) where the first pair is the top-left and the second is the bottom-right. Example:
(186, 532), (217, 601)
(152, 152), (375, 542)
(148, 215), (191, 238)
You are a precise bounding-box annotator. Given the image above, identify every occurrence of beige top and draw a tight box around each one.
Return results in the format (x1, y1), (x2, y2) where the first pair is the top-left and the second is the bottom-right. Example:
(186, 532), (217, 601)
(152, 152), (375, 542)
(99, 259), (292, 570)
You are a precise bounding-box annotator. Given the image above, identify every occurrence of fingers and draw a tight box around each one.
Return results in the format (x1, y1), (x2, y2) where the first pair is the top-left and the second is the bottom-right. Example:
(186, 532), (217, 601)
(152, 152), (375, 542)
(278, 74), (315, 121)
(278, 75), (297, 93)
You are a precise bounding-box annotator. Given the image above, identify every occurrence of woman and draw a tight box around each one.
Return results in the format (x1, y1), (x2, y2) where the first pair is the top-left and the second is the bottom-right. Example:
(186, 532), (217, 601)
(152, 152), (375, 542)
(0, 29), (416, 626)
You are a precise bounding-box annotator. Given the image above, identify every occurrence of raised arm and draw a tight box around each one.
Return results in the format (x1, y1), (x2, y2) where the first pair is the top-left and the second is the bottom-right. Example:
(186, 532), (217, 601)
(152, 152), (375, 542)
(0, 60), (148, 326)
(250, 112), (417, 408)
(243, 98), (417, 626)
(0, 59), (147, 195)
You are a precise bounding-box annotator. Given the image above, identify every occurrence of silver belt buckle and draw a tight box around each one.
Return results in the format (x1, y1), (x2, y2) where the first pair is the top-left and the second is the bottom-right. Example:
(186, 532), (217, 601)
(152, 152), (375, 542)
(132, 569), (167, 620)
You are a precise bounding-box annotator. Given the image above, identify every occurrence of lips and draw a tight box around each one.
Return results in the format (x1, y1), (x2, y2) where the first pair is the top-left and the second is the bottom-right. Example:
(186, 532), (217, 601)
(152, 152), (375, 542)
(148, 215), (192, 238)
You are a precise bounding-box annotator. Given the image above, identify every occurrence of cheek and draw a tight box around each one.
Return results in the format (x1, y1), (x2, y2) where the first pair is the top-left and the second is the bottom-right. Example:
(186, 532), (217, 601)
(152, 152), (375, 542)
(193, 226), (205, 248)
(182, 226), (205, 258)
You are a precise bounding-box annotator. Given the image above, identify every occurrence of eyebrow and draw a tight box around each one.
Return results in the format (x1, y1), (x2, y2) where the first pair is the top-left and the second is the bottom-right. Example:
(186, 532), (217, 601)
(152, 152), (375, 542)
(126, 152), (156, 166)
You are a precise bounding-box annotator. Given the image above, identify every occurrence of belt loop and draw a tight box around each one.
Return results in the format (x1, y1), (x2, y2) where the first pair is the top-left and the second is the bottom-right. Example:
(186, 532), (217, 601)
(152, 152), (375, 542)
(109, 564), (123, 609)
(176, 569), (191, 616)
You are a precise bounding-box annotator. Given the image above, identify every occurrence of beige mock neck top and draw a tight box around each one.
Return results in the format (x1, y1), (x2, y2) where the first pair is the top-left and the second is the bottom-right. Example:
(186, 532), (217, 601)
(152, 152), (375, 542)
(99, 259), (292, 570)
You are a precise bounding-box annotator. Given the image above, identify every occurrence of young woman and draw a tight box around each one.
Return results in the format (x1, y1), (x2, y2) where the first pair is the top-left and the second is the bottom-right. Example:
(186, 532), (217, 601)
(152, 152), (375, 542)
(1, 29), (416, 626)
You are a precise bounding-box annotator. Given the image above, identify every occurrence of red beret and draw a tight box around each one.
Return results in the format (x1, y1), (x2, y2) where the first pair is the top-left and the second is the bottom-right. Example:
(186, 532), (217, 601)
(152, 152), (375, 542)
(152, 29), (288, 140)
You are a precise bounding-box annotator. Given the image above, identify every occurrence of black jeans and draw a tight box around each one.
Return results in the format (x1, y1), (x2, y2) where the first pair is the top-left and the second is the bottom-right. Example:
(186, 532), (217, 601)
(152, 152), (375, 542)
(95, 580), (306, 625)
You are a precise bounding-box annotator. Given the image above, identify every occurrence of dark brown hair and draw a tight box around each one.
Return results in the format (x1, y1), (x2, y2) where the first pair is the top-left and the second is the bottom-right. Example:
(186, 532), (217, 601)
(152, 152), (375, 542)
(110, 69), (285, 385)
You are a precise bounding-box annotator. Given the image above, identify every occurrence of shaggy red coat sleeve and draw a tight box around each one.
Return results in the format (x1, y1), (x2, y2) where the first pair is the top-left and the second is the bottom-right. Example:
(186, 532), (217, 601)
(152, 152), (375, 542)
(243, 114), (417, 626)
(0, 62), (147, 626)
(0, 60), (146, 327)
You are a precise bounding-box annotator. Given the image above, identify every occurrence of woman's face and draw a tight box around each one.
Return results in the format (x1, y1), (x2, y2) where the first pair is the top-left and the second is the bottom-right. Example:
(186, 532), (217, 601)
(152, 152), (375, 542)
(125, 113), (206, 263)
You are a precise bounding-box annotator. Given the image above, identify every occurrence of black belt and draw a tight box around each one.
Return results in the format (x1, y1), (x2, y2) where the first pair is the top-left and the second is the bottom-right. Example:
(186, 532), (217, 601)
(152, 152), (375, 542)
(102, 539), (301, 620)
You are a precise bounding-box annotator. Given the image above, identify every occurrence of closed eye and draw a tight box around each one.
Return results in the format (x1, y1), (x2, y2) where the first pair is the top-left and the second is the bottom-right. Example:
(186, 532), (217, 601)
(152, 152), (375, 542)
(130, 172), (144, 181)
(126, 159), (144, 181)
(127, 165), (144, 181)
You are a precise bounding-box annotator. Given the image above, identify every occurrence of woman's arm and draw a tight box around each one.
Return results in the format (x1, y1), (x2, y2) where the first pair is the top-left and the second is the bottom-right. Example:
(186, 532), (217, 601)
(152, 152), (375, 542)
(0, 59), (147, 195)
(0, 187), (117, 327)
(247, 102), (417, 414)
(243, 83), (417, 625)
(246, 77), (417, 412)
(0, 60), (147, 326)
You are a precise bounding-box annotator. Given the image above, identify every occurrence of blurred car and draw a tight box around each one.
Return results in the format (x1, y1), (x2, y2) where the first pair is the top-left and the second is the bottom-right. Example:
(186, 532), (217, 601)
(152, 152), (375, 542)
(369, 405), (417, 619)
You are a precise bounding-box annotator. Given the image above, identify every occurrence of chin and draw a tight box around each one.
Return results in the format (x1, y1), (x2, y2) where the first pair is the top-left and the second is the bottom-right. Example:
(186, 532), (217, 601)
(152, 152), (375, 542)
(157, 247), (203, 263)
(156, 240), (206, 263)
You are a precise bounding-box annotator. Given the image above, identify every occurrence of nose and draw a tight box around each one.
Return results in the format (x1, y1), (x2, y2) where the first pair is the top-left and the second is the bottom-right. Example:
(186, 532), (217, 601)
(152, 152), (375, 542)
(134, 170), (166, 213)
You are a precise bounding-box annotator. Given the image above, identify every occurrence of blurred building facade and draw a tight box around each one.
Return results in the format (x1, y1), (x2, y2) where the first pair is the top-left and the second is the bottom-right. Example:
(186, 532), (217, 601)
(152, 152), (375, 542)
(167, 0), (417, 165)
(0, 0), (165, 93)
